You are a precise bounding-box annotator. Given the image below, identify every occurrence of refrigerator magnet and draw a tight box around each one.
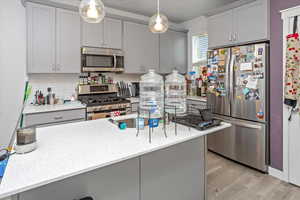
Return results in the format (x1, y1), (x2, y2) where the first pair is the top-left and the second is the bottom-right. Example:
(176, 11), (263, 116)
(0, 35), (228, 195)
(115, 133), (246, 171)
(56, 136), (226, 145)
(242, 88), (250, 95)
(256, 111), (264, 120)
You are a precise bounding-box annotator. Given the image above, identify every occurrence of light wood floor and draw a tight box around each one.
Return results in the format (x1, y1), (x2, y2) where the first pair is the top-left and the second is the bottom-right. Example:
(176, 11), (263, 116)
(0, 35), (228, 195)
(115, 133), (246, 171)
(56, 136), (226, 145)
(207, 152), (300, 200)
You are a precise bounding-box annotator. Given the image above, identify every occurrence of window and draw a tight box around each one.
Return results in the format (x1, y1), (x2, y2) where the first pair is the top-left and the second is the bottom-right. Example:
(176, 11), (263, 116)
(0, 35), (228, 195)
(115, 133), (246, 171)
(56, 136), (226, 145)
(192, 34), (208, 67)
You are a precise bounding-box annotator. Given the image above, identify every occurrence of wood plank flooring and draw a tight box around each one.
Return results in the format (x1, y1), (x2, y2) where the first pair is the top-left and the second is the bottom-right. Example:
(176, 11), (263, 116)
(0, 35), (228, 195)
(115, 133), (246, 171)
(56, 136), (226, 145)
(207, 152), (300, 200)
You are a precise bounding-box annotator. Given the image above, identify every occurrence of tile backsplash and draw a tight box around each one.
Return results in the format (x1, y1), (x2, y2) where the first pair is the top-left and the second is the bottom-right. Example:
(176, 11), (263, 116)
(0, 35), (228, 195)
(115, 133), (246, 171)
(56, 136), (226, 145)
(28, 74), (79, 104)
(27, 73), (140, 104)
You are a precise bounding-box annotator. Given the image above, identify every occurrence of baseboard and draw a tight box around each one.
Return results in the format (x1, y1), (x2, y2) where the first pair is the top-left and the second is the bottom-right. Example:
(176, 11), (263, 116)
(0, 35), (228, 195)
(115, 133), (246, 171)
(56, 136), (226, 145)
(268, 167), (288, 182)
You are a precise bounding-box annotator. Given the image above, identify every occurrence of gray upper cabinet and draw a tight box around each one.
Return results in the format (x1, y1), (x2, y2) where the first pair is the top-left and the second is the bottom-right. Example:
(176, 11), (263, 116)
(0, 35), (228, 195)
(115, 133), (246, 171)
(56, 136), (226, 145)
(104, 18), (122, 49)
(27, 3), (81, 73)
(56, 9), (81, 73)
(208, 0), (269, 49)
(27, 3), (56, 73)
(82, 17), (122, 49)
(208, 10), (234, 49)
(82, 19), (104, 47)
(124, 21), (159, 74)
(234, 0), (269, 44)
(160, 30), (187, 74)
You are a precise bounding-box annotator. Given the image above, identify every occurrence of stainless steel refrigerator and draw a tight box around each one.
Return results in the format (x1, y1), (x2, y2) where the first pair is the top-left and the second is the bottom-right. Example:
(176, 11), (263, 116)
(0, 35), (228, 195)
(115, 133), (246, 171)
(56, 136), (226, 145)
(207, 43), (269, 172)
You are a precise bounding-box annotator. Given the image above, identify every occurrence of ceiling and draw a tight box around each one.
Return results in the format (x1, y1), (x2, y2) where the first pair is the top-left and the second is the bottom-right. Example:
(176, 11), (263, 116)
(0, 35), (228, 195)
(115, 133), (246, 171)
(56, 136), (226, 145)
(101, 0), (249, 23)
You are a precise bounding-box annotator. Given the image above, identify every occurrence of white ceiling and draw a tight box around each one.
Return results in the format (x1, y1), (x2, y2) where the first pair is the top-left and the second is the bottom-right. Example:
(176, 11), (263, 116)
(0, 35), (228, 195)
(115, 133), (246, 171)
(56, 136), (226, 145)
(101, 0), (252, 23)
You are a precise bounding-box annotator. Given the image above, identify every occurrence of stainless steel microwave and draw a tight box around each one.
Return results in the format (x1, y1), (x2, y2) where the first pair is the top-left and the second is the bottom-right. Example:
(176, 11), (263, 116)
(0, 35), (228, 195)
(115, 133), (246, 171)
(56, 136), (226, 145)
(81, 47), (124, 72)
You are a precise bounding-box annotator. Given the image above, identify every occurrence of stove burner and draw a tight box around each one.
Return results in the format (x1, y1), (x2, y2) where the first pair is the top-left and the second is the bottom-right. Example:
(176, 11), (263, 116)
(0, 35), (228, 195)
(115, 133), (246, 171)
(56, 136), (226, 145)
(79, 95), (130, 106)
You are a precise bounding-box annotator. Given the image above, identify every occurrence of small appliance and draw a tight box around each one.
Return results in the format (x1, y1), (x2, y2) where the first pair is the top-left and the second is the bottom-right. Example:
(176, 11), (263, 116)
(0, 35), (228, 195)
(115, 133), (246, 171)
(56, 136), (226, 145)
(81, 47), (124, 72)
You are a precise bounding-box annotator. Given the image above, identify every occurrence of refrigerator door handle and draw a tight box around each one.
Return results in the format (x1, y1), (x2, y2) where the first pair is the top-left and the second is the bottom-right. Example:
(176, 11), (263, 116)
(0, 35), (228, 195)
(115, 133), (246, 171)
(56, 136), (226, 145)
(215, 117), (262, 130)
(229, 54), (235, 109)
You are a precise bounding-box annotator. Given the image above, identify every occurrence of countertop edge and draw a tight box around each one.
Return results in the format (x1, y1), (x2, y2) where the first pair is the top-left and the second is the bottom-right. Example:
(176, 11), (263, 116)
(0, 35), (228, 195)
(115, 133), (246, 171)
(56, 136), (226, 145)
(0, 123), (230, 199)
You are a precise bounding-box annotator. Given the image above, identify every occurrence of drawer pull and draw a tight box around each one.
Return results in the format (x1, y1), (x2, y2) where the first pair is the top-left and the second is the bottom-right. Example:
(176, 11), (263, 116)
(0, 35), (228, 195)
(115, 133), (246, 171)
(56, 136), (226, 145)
(54, 116), (63, 120)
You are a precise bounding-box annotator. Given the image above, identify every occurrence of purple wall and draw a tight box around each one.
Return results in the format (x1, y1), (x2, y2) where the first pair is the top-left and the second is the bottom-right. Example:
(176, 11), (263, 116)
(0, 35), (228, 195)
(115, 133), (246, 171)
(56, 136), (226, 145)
(270, 0), (299, 170)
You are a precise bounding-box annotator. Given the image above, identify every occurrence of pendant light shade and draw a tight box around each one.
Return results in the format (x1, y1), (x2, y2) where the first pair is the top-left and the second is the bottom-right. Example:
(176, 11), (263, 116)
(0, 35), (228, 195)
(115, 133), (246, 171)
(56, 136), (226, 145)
(79, 0), (105, 23)
(149, 0), (169, 33)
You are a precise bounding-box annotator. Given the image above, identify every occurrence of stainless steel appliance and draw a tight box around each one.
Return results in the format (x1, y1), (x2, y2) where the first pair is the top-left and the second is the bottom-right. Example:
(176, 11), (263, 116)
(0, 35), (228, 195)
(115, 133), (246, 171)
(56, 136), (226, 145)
(81, 47), (124, 72)
(78, 84), (131, 120)
(207, 43), (269, 172)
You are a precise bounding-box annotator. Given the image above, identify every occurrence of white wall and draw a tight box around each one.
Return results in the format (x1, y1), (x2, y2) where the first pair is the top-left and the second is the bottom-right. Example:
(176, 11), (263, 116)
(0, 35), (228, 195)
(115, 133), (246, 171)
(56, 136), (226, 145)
(0, 0), (27, 148)
(180, 16), (208, 72)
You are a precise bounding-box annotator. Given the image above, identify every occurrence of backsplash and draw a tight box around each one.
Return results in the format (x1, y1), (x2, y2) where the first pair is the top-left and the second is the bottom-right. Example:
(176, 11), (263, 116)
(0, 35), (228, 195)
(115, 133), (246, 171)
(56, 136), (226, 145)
(27, 73), (140, 104)
(27, 74), (79, 104)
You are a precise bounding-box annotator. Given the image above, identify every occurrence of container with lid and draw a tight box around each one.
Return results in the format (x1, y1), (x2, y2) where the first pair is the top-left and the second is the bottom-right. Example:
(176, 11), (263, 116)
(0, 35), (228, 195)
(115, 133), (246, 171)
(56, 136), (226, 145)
(165, 70), (187, 115)
(15, 127), (37, 154)
(139, 69), (164, 118)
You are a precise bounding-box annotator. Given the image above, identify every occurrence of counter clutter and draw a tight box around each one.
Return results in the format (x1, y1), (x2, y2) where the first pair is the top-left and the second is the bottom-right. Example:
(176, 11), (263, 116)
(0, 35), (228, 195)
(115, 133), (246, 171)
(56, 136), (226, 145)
(0, 114), (231, 200)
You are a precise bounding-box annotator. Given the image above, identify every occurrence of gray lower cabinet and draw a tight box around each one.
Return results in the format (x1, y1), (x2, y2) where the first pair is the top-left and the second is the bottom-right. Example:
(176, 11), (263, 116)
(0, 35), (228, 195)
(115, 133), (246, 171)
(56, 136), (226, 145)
(16, 138), (206, 200)
(27, 3), (81, 73)
(159, 30), (187, 74)
(124, 21), (159, 73)
(18, 158), (140, 200)
(82, 17), (122, 49)
(23, 109), (86, 127)
(141, 138), (206, 200)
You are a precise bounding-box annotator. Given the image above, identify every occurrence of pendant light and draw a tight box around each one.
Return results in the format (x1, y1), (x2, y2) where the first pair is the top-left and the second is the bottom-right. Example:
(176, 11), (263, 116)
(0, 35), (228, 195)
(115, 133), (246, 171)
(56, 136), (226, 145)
(79, 0), (105, 23)
(149, 0), (169, 33)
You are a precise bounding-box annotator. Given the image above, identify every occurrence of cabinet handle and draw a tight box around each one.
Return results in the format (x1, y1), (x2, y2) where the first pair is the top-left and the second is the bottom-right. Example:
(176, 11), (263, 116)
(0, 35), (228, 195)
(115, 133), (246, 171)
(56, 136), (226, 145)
(54, 116), (63, 120)
(229, 34), (233, 41)
(234, 33), (238, 41)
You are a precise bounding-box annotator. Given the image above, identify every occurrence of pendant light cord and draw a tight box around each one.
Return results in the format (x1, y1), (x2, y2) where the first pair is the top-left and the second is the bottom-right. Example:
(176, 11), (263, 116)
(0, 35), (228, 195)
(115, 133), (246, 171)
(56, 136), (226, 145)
(157, 0), (160, 15)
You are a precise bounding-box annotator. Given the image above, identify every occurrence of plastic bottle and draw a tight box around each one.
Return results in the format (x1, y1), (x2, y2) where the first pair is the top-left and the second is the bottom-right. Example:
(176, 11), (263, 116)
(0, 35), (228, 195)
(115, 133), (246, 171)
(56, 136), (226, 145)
(165, 70), (187, 115)
(139, 69), (164, 118)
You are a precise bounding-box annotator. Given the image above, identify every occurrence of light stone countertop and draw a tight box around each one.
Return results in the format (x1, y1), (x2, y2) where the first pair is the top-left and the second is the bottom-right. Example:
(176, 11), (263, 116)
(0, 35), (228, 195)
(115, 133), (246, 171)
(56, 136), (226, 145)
(23, 101), (86, 115)
(0, 114), (231, 199)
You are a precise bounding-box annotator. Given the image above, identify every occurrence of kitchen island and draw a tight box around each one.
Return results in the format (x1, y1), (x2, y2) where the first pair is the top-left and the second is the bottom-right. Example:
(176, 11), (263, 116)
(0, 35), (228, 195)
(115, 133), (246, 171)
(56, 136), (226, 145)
(0, 114), (230, 200)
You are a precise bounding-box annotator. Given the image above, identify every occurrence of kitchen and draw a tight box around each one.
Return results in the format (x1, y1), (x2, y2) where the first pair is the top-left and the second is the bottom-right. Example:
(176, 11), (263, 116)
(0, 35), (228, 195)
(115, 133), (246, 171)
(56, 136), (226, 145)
(1, 0), (300, 200)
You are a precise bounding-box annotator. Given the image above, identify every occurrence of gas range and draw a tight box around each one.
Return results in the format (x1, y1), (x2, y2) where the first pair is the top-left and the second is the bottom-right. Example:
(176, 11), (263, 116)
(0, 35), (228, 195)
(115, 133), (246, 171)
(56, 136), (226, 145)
(77, 84), (131, 120)
(79, 94), (131, 113)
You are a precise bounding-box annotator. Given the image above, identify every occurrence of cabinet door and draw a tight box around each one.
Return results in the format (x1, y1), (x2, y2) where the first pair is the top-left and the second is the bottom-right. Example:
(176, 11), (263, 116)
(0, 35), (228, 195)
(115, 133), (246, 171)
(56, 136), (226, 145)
(160, 30), (187, 74)
(159, 31), (174, 74)
(141, 138), (206, 200)
(234, 0), (269, 44)
(82, 20), (104, 47)
(27, 3), (56, 73)
(56, 9), (81, 73)
(104, 18), (122, 49)
(208, 10), (233, 49)
(173, 31), (187, 74)
(124, 22), (159, 73)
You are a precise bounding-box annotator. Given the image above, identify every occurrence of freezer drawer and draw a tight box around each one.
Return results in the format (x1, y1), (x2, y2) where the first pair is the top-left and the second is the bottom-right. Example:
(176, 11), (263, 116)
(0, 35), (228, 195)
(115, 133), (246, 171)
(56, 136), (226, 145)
(207, 116), (268, 172)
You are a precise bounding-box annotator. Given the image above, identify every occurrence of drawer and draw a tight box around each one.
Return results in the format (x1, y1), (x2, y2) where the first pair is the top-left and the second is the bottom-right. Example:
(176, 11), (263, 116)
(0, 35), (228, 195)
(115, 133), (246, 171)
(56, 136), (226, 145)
(187, 100), (207, 106)
(24, 109), (86, 127)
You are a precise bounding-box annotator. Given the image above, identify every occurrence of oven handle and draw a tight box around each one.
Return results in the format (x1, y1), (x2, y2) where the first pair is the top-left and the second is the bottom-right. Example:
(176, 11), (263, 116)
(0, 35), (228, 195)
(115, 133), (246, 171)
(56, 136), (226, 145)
(113, 54), (117, 69)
